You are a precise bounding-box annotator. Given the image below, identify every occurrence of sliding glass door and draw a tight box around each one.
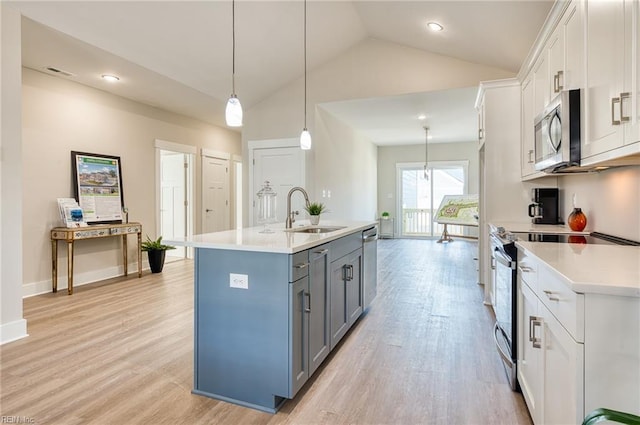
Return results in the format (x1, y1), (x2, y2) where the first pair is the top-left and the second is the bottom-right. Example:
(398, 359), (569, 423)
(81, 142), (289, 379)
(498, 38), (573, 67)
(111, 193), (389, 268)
(396, 161), (468, 238)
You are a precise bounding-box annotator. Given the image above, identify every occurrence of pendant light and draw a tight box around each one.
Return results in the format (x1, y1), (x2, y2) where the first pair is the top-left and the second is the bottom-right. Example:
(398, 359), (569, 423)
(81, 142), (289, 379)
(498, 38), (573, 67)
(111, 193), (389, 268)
(423, 126), (429, 180)
(225, 0), (243, 127)
(300, 0), (311, 150)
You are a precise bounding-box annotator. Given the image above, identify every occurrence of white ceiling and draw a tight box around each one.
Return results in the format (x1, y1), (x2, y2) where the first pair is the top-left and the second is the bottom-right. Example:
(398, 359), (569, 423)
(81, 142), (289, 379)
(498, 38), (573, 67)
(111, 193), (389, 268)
(14, 0), (553, 145)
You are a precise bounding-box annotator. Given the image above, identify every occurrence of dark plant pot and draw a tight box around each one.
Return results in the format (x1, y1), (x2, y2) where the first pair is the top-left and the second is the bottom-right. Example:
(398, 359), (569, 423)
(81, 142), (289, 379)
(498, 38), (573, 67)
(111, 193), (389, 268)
(147, 250), (166, 273)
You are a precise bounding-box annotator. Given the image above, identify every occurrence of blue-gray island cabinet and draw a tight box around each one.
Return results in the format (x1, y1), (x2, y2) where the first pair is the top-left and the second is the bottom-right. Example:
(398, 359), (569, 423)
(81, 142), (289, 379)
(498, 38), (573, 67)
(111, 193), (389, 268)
(174, 223), (376, 413)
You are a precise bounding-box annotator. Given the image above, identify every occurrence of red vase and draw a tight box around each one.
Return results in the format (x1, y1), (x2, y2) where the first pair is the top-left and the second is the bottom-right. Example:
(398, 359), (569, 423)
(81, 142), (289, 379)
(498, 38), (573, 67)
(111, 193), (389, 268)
(568, 208), (587, 231)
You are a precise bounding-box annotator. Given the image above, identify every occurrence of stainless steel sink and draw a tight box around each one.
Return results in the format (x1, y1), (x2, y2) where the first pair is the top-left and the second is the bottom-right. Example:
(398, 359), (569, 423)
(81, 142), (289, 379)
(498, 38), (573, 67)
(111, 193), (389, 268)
(289, 226), (346, 234)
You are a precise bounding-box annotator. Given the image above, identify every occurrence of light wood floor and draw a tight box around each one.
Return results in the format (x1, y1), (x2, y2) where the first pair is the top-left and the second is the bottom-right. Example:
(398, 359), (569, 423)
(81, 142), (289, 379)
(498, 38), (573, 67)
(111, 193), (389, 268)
(1, 239), (532, 425)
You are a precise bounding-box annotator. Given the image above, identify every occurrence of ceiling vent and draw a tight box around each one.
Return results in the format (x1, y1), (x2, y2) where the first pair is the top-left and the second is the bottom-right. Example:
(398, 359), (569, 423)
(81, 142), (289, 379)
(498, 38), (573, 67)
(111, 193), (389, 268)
(44, 66), (75, 77)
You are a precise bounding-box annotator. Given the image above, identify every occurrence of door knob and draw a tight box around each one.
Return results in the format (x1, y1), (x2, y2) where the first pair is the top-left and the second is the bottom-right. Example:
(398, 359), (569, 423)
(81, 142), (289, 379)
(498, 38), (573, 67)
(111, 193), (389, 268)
(206, 209), (213, 213)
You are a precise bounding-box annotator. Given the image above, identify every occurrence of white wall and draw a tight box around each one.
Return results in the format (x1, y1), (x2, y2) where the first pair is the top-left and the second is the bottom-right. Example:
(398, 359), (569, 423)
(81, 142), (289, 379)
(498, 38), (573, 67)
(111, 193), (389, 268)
(243, 38), (514, 224)
(315, 107), (377, 220)
(558, 166), (640, 241)
(21, 68), (241, 297)
(1, 4), (27, 344)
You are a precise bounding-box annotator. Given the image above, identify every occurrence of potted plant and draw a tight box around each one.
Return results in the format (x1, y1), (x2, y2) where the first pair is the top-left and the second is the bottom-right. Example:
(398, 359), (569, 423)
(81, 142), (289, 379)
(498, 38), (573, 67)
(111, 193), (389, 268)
(141, 235), (176, 273)
(304, 202), (327, 225)
(381, 211), (390, 220)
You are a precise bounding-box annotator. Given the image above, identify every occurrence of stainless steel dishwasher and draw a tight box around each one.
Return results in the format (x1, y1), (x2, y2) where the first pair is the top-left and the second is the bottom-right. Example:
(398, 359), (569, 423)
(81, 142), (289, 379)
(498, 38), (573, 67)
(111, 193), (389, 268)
(362, 226), (378, 309)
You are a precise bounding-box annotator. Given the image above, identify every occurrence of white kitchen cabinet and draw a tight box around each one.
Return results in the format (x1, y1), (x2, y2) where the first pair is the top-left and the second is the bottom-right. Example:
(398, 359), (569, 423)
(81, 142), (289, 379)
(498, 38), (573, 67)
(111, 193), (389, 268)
(532, 54), (549, 117)
(517, 279), (543, 424)
(517, 246), (585, 424)
(547, 0), (584, 96)
(477, 94), (486, 148)
(540, 302), (584, 425)
(622, 0), (640, 145)
(516, 245), (640, 424)
(583, 0), (640, 163)
(521, 74), (537, 179)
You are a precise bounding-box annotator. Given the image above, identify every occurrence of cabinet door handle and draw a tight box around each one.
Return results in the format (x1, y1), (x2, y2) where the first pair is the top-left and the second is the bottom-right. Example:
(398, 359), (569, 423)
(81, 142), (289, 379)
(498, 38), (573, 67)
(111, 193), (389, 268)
(478, 128), (484, 140)
(620, 92), (631, 123)
(314, 248), (329, 255)
(344, 264), (354, 281)
(553, 73), (559, 93)
(295, 262), (309, 269)
(612, 96), (622, 125)
(530, 316), (543, 349)
(557, 70), (564, 92)
(543, 290), (560, 301)
(304, 291), (311, 313)
(528, 149), (534, 164)
(518, 265), (534, 273)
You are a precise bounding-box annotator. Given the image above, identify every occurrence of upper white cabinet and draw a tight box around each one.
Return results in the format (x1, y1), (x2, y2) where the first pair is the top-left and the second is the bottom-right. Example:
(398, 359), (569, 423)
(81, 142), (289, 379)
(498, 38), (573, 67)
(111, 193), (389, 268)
(622, 0), (640, 145)
(521, 74), (537, 178)
(521, 0), (584, 181)
(582, 0), (640, 163)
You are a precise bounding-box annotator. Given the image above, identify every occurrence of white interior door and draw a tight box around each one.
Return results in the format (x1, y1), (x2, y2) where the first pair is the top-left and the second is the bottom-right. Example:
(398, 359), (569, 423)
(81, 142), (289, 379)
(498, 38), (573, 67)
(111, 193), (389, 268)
(160, 151), (186, 258)
(251, 146), (305, 226)
(202, 156), (230, 233)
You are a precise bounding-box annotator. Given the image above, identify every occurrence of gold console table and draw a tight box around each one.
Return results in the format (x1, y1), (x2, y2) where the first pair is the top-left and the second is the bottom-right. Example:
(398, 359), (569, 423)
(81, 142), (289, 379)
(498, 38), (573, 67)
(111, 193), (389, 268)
(51, 222), (142, 295)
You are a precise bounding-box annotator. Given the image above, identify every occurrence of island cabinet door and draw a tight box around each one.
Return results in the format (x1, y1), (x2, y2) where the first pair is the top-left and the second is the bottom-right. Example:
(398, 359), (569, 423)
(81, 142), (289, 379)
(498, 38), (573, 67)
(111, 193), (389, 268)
(308, 244), (331, 376)
(345, 249), (363, 328)
(330, 258), (349, 350)
(290, 276), (309, 397)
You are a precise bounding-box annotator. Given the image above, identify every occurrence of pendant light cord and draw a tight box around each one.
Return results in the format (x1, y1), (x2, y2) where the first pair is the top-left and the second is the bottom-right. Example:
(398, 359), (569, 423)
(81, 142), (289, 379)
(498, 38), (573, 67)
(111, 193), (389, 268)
(232, 0), (236, 95)
(303, 0), (307, 129)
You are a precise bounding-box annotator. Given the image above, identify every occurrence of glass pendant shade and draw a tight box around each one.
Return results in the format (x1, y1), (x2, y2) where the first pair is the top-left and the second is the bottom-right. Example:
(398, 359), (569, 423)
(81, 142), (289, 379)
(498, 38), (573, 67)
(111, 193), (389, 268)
(300, 128), (312, 150)
(225, 95), (243, 127)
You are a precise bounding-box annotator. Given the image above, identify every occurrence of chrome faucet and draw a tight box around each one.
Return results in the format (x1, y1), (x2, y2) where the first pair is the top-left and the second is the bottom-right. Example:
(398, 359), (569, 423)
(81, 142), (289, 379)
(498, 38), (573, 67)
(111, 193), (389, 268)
(285, 187), (311, 229)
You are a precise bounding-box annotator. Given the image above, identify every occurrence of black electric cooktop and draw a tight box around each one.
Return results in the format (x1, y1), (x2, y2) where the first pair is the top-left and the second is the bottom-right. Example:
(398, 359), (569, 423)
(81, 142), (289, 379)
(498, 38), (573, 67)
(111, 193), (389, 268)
(515, 232), (640, 246)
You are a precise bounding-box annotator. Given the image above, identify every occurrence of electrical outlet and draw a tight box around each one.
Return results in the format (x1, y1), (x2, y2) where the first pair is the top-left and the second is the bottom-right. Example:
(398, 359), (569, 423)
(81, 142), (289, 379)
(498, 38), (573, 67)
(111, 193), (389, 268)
(230, 273), (248, 289)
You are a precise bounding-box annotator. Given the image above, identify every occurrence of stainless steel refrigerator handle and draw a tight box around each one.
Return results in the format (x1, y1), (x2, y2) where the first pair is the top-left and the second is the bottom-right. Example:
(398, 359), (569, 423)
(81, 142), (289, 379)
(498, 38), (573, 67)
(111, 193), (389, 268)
(493, 323), (514, 367)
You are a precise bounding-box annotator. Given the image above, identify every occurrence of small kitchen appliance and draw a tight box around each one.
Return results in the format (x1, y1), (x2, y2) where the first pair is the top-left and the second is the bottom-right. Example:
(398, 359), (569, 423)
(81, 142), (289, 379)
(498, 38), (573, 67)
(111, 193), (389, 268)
(528, 188), (560, 224)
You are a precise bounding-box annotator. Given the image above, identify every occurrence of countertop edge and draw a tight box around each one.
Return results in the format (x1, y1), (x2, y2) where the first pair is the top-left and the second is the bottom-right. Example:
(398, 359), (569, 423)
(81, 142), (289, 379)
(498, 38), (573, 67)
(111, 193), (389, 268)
(166, 221), (378, 254)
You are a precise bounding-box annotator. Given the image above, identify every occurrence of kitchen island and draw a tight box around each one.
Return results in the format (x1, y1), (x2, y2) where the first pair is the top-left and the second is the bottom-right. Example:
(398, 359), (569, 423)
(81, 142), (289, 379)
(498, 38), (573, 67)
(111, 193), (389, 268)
(167, 220), (377, 413)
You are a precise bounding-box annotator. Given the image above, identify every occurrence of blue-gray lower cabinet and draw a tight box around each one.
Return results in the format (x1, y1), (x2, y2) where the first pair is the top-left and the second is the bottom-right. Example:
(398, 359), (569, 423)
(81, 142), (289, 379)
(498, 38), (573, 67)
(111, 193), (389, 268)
(290, 243), (331, 397)
(330, 248), (363, 349)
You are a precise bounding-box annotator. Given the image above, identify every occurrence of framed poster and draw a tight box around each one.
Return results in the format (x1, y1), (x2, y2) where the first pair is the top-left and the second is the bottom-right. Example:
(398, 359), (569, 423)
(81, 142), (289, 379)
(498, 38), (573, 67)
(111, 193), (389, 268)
(71, 151), (124, 224)
(435, 194), (479, 226)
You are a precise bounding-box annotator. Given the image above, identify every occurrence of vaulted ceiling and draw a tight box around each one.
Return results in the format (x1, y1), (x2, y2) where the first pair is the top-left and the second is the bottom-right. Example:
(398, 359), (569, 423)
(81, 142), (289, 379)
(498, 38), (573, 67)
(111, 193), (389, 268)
(15, 1), (553, 144)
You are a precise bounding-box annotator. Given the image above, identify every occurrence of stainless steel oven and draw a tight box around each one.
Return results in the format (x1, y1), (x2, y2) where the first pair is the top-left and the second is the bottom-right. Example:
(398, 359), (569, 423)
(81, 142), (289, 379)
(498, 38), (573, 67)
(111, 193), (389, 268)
(490, 230), (519, 390)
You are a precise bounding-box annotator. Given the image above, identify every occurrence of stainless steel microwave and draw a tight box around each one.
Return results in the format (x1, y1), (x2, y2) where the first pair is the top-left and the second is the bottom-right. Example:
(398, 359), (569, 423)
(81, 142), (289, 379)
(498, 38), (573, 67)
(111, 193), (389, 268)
(534, 89), (581, 172)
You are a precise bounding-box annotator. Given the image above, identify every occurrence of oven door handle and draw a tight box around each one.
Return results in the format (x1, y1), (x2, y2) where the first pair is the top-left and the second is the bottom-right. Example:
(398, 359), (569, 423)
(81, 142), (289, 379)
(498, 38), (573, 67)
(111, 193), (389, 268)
(493, 248), (515, 270)
(493, 322), (514, 367)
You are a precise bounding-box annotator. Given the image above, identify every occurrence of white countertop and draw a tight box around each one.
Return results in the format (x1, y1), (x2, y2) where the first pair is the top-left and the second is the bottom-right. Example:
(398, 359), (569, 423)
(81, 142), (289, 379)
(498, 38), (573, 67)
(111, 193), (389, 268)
(515, 241), (640, 297)
(165, 220), (378, 254)
(491, 221), (588, 234)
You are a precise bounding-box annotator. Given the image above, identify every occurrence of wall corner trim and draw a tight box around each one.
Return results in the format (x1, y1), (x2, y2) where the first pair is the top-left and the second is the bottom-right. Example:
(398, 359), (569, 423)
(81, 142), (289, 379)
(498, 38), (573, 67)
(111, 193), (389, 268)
(0, 319), (28, 345)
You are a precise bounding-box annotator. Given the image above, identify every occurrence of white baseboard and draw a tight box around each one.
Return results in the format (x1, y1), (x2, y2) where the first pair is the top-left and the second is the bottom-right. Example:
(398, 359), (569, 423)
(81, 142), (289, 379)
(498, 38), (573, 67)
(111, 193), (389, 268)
(23, 261), (149, 298)
(0, 318), (28, 345)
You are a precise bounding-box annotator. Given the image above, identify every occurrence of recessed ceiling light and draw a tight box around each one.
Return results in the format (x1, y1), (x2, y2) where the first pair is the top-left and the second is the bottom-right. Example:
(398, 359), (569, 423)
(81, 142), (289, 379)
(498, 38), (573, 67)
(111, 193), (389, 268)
(427, 22), (444, 32)
(418, 114), (427, 120)
(101, 74), (120, 82)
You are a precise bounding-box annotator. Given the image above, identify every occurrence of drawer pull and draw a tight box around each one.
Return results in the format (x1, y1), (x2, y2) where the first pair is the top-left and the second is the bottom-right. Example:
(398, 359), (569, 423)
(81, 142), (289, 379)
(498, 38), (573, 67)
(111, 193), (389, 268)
(543, 290), (560, 301)
(314, 249), (329, 255)
(518, 265), (534, 273)
(295, 262), (309, 269)
(304, 291), (311, 313)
